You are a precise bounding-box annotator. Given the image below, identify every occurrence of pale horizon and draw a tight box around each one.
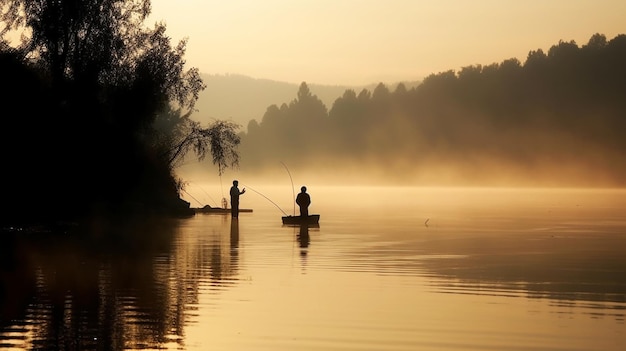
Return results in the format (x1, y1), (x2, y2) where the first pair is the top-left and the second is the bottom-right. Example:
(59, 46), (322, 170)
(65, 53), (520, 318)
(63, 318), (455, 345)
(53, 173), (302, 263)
(149, 0), (626, 86)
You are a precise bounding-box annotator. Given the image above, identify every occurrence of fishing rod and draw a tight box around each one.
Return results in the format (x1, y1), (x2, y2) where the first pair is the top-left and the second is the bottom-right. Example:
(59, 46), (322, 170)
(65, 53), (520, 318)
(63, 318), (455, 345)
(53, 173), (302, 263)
(181, 189), (204, 207)
(241, 183), (289, 216)
(192, 181), (219, 207)
(280, 161), (296, 216)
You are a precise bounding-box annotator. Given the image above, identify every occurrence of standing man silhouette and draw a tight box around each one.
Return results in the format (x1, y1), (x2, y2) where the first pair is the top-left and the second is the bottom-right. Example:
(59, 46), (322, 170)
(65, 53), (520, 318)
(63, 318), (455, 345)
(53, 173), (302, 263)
(296, 186), (311, 217)
(229, 180), (246, 218)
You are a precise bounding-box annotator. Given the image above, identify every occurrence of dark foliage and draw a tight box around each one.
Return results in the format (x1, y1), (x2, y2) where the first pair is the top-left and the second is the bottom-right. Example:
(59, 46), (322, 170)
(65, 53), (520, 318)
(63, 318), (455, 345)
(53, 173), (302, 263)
(0, 1), (239, 225)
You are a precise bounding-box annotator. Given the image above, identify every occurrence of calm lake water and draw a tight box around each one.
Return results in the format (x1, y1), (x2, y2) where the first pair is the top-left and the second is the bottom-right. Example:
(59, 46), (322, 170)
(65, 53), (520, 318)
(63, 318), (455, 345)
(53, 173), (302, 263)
(1, 187), (625, 350)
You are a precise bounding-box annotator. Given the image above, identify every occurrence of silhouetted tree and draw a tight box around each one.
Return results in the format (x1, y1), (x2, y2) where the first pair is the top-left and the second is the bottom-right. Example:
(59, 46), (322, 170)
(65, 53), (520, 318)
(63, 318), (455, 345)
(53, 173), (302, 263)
(1, 0), (240, 221)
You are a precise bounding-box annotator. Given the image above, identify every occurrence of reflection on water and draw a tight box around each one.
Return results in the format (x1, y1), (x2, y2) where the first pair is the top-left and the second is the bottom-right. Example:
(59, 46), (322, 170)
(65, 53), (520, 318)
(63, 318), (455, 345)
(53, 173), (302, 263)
(1, 219), (179, 349)
(0, 216), (240, 350)
(1, 187), (625, 350)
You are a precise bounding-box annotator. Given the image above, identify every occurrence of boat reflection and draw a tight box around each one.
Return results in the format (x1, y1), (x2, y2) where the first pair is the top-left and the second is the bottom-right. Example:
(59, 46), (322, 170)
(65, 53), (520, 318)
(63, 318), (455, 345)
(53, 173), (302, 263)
(294, 224), (318, 271)
(281, 223), (320, 271)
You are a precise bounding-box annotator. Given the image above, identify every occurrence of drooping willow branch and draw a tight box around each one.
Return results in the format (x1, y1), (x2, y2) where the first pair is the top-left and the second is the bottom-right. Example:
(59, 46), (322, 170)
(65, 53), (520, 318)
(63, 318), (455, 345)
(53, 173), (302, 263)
(166, 119), (241, 175)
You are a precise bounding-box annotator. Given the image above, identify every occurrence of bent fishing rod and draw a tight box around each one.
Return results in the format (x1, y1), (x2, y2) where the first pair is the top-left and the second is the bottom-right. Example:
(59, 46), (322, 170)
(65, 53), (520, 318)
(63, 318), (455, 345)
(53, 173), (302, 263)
(239, 162), (297, 217)
(281, 161), (296, 216)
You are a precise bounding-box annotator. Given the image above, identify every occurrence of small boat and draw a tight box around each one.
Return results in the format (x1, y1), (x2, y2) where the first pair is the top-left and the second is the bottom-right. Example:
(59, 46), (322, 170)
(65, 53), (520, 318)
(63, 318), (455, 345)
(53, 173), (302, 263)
(282, 214), (320, 225)
(193, 205), (253, 214)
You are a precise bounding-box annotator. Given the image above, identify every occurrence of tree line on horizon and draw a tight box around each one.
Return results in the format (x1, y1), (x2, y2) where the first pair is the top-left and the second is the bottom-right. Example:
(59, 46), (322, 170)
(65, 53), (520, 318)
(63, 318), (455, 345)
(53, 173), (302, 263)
(236, 33), (626, 186)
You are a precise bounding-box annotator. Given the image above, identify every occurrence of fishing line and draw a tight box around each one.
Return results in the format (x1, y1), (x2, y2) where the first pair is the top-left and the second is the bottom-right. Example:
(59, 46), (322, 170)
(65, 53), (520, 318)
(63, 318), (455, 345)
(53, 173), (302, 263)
(280, 161), (296, 216)
(181, 189), (204, 207)
(188, 180), (218, 207)
(241, 183), (289, 216)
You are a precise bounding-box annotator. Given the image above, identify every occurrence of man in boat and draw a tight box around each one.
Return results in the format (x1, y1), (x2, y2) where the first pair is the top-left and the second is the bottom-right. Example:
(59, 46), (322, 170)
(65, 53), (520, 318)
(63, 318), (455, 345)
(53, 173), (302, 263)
(296, 186), (311, 217)
(229, 180), (246, 218)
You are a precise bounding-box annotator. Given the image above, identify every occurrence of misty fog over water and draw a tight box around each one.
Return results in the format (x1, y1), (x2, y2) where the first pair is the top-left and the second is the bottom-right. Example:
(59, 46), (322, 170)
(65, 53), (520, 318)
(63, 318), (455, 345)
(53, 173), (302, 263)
(184, 34), (626, 188)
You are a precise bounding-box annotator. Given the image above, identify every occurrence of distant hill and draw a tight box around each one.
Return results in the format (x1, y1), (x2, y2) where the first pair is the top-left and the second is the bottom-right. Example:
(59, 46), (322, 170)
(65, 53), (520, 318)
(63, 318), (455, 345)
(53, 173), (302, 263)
(191, 73), (420, 129)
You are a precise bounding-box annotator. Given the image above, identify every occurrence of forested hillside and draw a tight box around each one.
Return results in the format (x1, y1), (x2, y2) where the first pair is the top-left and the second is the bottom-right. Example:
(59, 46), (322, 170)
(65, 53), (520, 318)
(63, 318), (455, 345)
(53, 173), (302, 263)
(192, 74), (419, 127)
(233, 33), (626, 186)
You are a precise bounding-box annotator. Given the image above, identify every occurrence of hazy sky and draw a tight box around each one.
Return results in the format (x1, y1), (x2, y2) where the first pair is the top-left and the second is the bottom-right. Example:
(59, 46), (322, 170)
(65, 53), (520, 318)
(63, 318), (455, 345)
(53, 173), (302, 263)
(150, 0), (625, 86)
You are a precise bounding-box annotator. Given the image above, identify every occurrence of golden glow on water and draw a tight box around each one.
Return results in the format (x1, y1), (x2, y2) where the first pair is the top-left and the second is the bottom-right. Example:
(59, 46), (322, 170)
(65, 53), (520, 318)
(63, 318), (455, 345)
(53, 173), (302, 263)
(1, 187), (625, 350)
(178, 187), (626, 350)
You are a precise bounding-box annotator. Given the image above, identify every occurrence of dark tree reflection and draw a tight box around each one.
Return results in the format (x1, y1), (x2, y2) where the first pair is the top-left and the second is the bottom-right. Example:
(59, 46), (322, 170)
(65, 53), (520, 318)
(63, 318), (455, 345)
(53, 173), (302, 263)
(0, 217), (236, 350)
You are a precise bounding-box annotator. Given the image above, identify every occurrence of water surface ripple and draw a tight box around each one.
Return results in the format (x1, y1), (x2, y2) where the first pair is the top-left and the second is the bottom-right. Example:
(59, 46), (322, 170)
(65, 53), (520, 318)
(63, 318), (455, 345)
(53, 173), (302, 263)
(1, 187), (625, 350)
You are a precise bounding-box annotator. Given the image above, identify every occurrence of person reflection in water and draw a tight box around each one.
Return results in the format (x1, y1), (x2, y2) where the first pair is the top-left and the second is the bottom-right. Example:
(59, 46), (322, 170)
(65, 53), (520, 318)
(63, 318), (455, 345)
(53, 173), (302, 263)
(298, 224), (310, 272)
(296, 186), (311, 217)
(230, 219), (239, 249)
(298, 224), (310, 249)
(229, 180), (246, 218)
